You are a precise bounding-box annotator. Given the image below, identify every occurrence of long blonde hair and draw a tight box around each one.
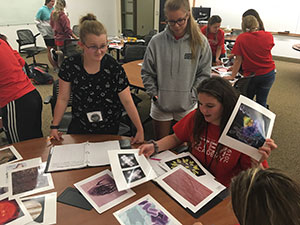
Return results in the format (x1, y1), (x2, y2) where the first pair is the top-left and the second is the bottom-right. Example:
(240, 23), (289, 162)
(52, 0), (66, 21)
(79, 13), (106, 44)
(164, 0), (204, 60)
(231, 168), (300, 225)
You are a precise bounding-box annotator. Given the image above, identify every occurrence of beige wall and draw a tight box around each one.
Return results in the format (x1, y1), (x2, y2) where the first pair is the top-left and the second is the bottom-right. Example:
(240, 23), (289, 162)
(137, 0), (154, 36)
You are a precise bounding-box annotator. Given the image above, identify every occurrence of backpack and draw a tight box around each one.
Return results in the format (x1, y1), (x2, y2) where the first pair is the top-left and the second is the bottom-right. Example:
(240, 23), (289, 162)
(30, 67), (54, 85)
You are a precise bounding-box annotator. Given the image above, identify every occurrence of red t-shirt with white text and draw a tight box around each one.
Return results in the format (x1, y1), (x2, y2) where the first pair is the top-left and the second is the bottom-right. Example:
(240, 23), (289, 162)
(201, 25), (225, 57)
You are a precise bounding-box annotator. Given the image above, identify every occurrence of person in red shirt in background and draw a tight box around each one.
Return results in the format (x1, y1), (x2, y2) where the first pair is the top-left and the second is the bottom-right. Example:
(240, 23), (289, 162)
(224, 15), (275, 108)
(201, 15), (226, 65)
(0, 35), (43, 143)
(139, 77), (277, 187)
(50, 0), (78, 67)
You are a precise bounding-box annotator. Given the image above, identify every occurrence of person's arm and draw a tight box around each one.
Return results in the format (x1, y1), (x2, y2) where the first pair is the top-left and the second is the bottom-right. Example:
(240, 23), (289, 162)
(138, 134), (183, 157)
(215, 45), (222, 65)
(118, 87), (144, 144)
(256, 138), (277, 168)
(50, 79), (71, 140)
(224, 55), (242, 80)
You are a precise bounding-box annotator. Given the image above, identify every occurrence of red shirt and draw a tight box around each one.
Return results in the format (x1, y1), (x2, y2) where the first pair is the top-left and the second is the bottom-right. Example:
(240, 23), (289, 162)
(231, 31), (275, 76)
(173, 110), (253, 187)
(0, 39), (35, 108)
(201, 25), (225, 56)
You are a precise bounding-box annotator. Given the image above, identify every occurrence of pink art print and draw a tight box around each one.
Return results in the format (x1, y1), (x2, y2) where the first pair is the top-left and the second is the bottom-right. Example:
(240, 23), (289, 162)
(163, 168), (213, 206)
(80, 174), (127, 207)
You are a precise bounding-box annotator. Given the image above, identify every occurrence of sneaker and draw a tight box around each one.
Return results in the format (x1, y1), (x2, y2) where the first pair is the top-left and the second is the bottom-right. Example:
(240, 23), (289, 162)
(50, 48), (58, 62)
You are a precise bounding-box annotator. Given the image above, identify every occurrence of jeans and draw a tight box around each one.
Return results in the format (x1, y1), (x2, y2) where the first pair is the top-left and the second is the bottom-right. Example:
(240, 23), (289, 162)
(247, 70), (275, 108)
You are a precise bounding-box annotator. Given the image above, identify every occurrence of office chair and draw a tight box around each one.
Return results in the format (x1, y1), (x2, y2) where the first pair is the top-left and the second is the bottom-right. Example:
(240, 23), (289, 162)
(16, 29), (49, 72)
(72, 25), (80, 37)
(233, 75), (254, 96)
(122, 29), (136, 37)
(121, 45), (147, 64)
(143, 30), (157, 46)
(63, 39), (80, 58)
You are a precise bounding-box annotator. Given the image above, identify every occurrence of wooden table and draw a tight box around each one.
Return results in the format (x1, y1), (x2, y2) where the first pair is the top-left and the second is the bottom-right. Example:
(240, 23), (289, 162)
(10, 135), (238, 225)
(122, 60), (145, 90)
(292, 44), (300, 51)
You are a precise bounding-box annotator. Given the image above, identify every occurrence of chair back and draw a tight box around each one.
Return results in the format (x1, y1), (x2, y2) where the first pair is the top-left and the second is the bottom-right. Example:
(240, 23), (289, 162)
(234, 75), (254, 96)
(50, 80), (73, 114)
(123, 45), (147, 63)
(63, 39), (80, 57)
(123, 29), (136, 37)
(72, 25), (80, 37)
(16, 29), (36, 52)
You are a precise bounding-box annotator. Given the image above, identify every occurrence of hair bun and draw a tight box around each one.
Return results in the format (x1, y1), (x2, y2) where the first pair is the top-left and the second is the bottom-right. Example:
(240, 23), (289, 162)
(80, 13), (97, 24)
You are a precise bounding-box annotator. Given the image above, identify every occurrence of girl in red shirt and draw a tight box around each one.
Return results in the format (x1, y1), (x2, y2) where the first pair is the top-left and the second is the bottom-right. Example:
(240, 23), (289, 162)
(201, 15), (226, 65)
(138, 77), (277, 187)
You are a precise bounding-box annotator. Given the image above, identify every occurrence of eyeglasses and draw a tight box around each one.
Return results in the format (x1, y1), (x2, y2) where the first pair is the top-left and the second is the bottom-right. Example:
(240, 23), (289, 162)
(166, 16), (188, 26)
(84, 43), (108, 52)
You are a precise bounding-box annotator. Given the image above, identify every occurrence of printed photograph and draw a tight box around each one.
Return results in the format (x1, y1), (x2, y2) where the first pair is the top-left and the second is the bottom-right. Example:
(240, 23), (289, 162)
(118, 154), (139, 169)
(122, 167), (146, 184)
(114, 195), (181, 225)
(80, 173), (127, 207)
(0, 148), (17, 165)
(164, 155), (205, 177)
(163, 168), (213, 206)
(227, 103), (270, 148)
(0, 198), (25, 225)
(22, 196), (45, 223)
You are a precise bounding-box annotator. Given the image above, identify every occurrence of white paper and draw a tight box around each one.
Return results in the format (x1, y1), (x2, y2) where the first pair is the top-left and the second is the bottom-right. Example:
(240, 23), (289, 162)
(47, 143), (86, 172)
(219, 95), (276, 161)
(156, 166), (226, 213)
(113, 194), (182, 225)
(160, 152), (214, 179)
(147, 150), (176, 177)
(74, 169), (135, 214)
(86, 141), (120, 166)
(108, 149), (157, 191)
(0, 145), (23, 166)
(0, 198), (33, 225)
(21, 192), (57, 225)
(8, 163), (54, 199)
(211, 66), (232, 77)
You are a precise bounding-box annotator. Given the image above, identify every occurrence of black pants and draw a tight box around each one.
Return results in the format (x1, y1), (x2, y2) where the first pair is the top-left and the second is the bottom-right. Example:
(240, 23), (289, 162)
(1, 89), (43, 143)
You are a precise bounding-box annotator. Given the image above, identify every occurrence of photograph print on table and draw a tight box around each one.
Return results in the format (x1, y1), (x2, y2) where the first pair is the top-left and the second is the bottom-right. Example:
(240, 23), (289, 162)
(21, 192), (57, 225)
(118, 154), (139, 169)
(156, 166), (226, 213)
(114, 194), (182, 225)
(0, 146), (22, 166)
(160, 152), (213, 178)
(74, 169), (135, 214)
(219, 95), (276, 161)
(122, 167), (146, 183)
(0, 198), (32, 225)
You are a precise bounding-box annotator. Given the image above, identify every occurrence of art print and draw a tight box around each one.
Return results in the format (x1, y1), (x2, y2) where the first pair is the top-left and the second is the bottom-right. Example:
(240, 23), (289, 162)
(118, 154), (139, 169)
(8, 163), (54, 199)
(156, 166), (226, 213)
(21, 192), (57, 225)
(0, 198), (32, 225)
(0, 146), (22, 166)
(219, 95), (275, 161)
(114, 194), (182, 225)
(122, 167), (146, 183)
(74, 169), (135, 214)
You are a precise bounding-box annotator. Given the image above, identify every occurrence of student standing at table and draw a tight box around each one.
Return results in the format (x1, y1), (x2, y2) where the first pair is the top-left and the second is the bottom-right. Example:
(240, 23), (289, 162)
(50, 0), (78, 67)
(139, 77), (277, 187)
(224, 15), (275, 108)
(201, 15), (226, 66)
(35, 0), (57, 71)
(50, 13), (144, 143)
(141, 0), (211, 140)
(243, 9), (265, 31)
(0, 35), (43, 143)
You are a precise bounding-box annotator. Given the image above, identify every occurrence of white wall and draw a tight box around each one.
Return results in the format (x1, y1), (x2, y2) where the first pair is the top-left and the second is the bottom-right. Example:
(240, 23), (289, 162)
(194, 0), (300, 59)
(137, 0), (154, 36)
(0, 0), (119, 50)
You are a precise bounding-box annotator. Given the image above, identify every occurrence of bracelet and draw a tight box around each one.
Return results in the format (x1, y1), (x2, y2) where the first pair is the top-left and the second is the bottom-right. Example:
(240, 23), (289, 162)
(50, 125), (60, 129)
(148, 140), (159, 155)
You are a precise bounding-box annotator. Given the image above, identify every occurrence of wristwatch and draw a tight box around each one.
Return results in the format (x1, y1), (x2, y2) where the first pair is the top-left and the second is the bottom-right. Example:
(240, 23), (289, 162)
(148, 140), (159, 155)
(50, 125), (60, 129)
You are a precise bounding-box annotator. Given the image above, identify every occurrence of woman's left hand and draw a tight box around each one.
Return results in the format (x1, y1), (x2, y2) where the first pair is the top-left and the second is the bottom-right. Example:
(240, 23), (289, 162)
(258, 138), (277, 163)
(131, 129), (144, 144)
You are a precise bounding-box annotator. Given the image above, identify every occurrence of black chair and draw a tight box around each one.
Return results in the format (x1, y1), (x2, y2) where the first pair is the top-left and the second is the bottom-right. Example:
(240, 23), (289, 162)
(63, 39), (80, 58)
(233, 75), (254, 96)
(122, 29), (136, 37)
(72, 25), (80, 37)
(16, 29), (49, 71)
(121, 45), (147, 64)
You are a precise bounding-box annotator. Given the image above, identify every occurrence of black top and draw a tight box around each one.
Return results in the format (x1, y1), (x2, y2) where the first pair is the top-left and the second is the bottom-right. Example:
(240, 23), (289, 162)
(59, 54), (129, 134)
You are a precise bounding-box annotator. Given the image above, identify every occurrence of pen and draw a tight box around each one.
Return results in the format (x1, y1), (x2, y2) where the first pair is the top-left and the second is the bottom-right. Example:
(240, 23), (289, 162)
(46, 136), (54, 142)
(150, 158), (161, 161)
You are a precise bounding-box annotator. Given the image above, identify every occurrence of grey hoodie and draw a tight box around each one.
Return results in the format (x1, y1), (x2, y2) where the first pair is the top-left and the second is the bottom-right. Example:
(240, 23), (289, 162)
(141, 26), (212, 113)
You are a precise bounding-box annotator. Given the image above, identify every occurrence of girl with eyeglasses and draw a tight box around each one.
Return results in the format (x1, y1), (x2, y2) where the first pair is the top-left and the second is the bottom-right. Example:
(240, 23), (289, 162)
(50, 0), (78, 67)
(139, 77), (277, 187)
(142, 0), (212, 140)
(50, 13), (144, 143)
(201, 15), (226, 66)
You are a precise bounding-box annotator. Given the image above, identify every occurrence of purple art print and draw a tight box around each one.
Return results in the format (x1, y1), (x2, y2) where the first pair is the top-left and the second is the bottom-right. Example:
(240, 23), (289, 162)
(80, 174), (127, 207)
(163, 168), (212, 206)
